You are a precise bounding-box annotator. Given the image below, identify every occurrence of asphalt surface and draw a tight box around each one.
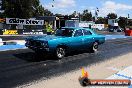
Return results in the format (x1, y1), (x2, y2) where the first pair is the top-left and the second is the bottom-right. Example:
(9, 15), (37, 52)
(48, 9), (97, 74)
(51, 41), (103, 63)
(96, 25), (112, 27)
(0, 38), (132, 88)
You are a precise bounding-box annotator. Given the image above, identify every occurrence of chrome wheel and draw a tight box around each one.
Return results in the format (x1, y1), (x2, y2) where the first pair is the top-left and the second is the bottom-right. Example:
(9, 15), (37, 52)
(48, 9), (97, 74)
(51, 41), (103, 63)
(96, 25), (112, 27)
(93, 42), (98, 52)
(56, 47), (65, 59)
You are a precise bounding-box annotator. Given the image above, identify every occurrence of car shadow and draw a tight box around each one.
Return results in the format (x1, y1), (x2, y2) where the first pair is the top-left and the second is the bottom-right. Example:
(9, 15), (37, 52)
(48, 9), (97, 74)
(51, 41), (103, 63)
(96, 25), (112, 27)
(13, 49), (92, 62)
(65, 49), (92, 57)
(13, 52), (58, 62)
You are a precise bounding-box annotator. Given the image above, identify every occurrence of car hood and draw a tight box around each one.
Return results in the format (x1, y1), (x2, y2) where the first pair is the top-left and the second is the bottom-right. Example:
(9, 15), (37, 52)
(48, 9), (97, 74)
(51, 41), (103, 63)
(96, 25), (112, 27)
(26, 35), (65, 41)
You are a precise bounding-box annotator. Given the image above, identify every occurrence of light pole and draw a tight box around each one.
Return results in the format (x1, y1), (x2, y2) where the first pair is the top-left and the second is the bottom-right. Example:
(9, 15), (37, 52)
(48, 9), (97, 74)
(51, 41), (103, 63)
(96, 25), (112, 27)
(0, 0), (4, 14)
(95, 7), (99, 22)
(52, 0), (54, 7)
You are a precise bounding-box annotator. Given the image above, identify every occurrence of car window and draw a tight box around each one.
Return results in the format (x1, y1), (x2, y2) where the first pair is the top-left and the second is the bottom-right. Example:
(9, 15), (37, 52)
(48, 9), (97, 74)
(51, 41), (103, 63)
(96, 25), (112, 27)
(82, 29), (92, 35)
(55, 28), (74, 37)
(74, 29), (83, 37)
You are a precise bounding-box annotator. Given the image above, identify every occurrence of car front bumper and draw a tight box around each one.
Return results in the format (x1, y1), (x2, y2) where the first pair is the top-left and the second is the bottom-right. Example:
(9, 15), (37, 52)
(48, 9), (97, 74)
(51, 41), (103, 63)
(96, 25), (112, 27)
(25, 43), (50, 52)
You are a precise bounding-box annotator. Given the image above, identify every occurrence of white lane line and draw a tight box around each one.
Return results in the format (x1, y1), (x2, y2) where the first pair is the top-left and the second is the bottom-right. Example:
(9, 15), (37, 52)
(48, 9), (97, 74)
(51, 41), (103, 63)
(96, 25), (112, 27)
(0, 38), (3, 46)
(105, 35), (112, 36)
(112, 38), (116, 39)
(0, 42), (3, 46)
(16, 41), (25, 45)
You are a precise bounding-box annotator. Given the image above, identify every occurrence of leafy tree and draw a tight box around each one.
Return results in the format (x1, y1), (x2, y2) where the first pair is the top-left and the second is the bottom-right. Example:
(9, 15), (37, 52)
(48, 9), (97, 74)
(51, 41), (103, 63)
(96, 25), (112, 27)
(127, 20), (132, 27)
(44, 9), (53, 16)
(3, 0), (32, 18)
(95, 17), (107, 24)
(81, 10), (92, 21)
(55, 13), (64, 16)
(69, 11), (77, 17)
(107, 13), (117, 19)
(118, 17), (127, 29)
(3, 0), (53, 18)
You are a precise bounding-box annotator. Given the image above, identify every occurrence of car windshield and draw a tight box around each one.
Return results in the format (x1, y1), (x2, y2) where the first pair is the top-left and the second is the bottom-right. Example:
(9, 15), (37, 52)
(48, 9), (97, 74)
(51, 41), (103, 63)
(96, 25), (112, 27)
(55, 28), (74, 37)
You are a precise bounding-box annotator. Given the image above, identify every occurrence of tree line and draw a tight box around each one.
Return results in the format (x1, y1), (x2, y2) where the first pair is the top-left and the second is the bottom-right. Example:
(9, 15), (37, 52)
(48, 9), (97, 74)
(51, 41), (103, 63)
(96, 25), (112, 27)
(1, 0), (53, 18)
(0, 0), (131, 28)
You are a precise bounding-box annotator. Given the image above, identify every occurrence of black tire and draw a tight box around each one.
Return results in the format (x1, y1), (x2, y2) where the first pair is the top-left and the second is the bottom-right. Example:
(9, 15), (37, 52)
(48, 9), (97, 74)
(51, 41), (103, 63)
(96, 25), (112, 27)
(35, 50), (43, 56)
(90, 42), (98, 53)
(56, 47), (66, 59)
(79, 77), (91, 87)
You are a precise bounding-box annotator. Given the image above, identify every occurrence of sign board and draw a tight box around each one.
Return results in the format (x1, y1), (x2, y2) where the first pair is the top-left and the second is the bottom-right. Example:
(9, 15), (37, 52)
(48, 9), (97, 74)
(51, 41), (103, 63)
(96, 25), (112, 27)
(57, 16), (79, 20)
(3, 30), (18, 35)
(1, 29), (45, 35)
(22, 29), (44, 35)
(6, 18), (44, 25)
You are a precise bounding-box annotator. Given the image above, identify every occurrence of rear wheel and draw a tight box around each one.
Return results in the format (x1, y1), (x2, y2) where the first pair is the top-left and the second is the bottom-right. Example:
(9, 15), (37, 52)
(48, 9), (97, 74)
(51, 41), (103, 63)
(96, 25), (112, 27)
(56, 47), (66, 59)
(90, 42), (98, 53)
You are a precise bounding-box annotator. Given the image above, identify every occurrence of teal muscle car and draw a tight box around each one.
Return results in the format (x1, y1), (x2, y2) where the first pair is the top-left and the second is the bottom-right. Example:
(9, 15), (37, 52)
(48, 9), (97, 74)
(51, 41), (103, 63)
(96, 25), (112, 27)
(25, 27), (105, 59)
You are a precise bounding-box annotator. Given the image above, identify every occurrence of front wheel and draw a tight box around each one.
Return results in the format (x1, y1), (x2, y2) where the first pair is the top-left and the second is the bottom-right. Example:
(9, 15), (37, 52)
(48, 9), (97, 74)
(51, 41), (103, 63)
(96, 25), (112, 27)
(56, 47), (66, 59)
(90, 42), (98, 53)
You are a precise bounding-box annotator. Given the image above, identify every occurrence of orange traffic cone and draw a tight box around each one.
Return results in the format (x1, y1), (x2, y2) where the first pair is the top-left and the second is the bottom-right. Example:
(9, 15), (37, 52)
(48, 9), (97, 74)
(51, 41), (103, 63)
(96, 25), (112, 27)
(81, 67), (88, 78)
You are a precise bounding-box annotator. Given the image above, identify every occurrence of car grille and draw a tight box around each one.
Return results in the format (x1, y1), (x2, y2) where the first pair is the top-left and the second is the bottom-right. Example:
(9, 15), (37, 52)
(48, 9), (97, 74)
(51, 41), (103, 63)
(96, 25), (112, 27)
(28, 40), (42, 47)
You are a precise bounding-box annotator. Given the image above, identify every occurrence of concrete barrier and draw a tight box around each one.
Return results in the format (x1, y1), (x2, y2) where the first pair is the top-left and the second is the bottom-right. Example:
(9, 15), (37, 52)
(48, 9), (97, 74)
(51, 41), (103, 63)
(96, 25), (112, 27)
(2, 40), (25, 45)
(3, 41), (17, 45)
(0, 38), (3, 46)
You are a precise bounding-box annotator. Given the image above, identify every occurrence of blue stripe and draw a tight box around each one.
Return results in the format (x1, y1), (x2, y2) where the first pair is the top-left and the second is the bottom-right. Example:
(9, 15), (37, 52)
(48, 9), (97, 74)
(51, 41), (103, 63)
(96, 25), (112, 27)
(115, 73), (132, 88)
(115, 73), (132, 80)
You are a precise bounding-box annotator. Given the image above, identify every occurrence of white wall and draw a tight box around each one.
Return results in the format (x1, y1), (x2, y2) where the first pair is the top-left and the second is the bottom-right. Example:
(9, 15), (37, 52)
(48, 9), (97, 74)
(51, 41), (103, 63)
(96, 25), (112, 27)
(79, 23), (93, 28)
(108, 19), (118, 26)
(79, 22), (105, 30)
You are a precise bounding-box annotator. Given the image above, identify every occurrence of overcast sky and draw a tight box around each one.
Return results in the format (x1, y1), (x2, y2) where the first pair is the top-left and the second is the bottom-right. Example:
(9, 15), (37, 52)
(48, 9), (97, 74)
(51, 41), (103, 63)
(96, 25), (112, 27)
(40, 0), (132, 18)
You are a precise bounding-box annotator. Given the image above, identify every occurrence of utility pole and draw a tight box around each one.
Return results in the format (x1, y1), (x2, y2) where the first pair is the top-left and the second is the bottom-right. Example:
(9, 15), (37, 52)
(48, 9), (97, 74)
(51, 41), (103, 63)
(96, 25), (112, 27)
(128, 14), (130, 19)
(95, 7), (99, 22)
(52, 0), (54, 7)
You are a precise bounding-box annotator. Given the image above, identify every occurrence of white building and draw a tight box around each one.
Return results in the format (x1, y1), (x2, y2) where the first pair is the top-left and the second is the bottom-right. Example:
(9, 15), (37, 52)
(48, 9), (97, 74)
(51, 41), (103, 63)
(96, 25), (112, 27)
(79, 21), (105, 30)
(92, 24), (105, 30)
(79, 21), (95, 28)
(108, 19), (118, 27)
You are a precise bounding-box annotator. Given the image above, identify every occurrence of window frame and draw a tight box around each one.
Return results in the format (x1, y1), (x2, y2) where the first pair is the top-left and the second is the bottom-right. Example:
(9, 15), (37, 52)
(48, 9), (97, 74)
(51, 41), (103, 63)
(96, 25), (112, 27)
(82, 29), (92, 36)
(73, 29), (83, 37)
(55, 28), (74, 37)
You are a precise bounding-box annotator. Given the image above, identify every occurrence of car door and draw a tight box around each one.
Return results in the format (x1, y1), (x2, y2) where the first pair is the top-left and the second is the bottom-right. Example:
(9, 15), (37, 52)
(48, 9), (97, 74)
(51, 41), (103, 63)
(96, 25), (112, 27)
(68, 29), (84, 50)
(82, 29), (94, 49)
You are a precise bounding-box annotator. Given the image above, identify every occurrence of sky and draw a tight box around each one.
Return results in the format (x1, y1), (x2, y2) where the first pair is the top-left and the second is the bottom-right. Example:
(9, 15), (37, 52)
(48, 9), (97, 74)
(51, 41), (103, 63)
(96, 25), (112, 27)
(40, 0), (132, 18)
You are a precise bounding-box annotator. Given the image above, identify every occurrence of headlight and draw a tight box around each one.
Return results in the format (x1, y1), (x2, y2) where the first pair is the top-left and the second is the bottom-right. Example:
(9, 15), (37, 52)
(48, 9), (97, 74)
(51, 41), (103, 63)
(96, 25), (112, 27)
(25, 40), (30, 44)
(42, 41), (48, 47)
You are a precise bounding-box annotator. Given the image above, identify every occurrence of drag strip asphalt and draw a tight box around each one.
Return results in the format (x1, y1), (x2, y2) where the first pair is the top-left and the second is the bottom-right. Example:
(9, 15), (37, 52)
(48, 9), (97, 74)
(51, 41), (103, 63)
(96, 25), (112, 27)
(0, 38), (132, 88)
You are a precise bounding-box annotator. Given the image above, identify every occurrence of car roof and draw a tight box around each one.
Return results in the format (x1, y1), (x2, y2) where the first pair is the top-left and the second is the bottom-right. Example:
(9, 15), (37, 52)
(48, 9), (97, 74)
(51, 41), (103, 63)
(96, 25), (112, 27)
(61, 27), (97, 35)
(61, 27), (91, 31)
